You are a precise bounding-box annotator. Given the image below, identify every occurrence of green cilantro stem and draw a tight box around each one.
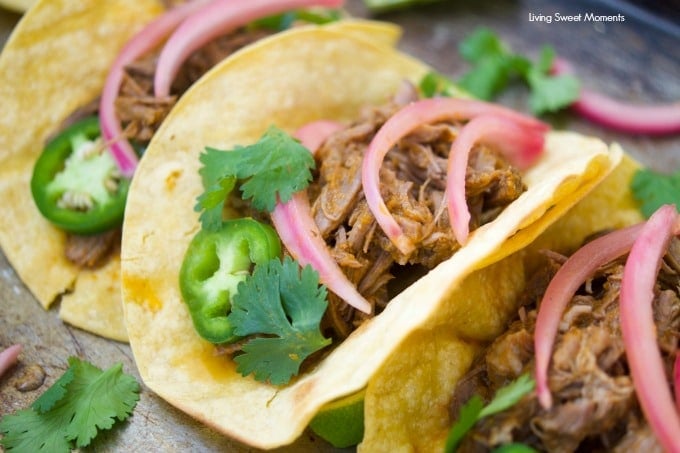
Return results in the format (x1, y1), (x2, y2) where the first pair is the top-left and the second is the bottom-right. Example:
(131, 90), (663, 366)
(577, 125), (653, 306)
(445, 374), (535, 452)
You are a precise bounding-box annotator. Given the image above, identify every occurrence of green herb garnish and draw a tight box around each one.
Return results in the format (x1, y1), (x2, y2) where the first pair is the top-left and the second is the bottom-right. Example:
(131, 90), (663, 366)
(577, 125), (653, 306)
(195, 126), (315, 230)
(228, 256), (332, 385)
(250, 9), (342, 31)
(444, 374), (536, 453)
(631, 168), (680, 218)
(419, 71), (470, 99)
(457, 28), (579, 115)
(0, 357), (140, 452)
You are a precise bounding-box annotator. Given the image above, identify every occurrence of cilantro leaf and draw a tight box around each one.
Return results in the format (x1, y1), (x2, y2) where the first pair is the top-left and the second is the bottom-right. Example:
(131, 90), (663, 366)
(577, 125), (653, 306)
(456, 27), (580, 115)
(228, 256), (331, 385)
(444, 374), (535, 453)
(0, 408), (72, 453)
(631, 168), (680, 218)
(250, 9), (341, 31)
(478, 373), (535, 418)
(419, 71), (470, 99)
(444, 395), (484, 453)
(195, 126), (315, 230)
(62, 358), (140, 447)
(459, 27), (507, 63)
(0, 358), (140, 452)
(526, 47), (580, 114)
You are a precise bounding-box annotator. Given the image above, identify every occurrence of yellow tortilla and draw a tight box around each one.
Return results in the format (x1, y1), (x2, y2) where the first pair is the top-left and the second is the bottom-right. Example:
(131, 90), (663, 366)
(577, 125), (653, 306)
(0, 0), (397, 342)
(121, 26), (623, 448)
(0, 0), (164, 342)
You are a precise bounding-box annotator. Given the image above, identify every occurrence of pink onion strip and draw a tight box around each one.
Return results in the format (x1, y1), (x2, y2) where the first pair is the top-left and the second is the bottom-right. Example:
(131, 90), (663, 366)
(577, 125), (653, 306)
(446, 114), (545, 245)
(620, 204), (680, 452)
(154, 0), (344, 98)
(0, 344), (22, 378)
(553, 58), (680, 136)
(362, 97), (548, 255)
(534, 222), (646, 409)
(99, 0), (211, 177)
(270, 121), (372, 314)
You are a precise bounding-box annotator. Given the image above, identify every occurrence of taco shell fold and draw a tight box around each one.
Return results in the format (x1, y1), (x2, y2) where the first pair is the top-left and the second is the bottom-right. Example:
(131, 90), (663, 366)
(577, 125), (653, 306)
(121, 26), (627, 449)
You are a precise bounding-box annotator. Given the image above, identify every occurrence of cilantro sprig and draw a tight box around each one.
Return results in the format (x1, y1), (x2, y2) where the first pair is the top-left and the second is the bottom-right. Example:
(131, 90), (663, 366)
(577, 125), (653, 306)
(456, 28), (579, 115)
(228, 256), (332, 385)
(0, 357), (140, 453)
(631, 168), (680, 218)
(195, 126), (315, 231)
(444, 374), (536, 452)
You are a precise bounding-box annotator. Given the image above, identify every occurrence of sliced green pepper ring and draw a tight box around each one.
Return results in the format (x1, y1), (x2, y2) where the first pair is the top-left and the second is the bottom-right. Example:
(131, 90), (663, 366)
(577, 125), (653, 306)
(179, 218), (282, 344)
(30, 116), (130, 235)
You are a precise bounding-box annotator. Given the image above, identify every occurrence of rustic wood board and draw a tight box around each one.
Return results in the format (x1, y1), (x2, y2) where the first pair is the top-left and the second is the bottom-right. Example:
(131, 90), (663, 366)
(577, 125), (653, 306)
(1, 0), (678, 451)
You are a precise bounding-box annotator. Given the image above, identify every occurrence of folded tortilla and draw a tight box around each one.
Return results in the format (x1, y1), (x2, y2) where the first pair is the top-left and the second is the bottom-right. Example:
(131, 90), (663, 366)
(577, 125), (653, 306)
(361, 152), (644, 451)
(120, 26), (625, 449)
(0, 0), (399, 342)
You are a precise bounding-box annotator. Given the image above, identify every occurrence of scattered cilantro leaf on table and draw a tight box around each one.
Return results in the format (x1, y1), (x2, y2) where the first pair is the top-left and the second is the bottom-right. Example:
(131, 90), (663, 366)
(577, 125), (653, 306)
(631, 168), (680, 218)
(445, 374), (535, 452)
(456, 27), (579, 115)
(0, 357), (140, 453)
(228, 256), (331, 385)
(195, 126), (315, 231)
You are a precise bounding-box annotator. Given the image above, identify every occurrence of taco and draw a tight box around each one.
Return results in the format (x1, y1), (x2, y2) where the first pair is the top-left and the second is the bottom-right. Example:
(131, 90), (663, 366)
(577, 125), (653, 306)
(437, 201), (680, 452)
(0, 0), (391, 341)
(360, 153), (645, 451)
(120, 25), (630, 449)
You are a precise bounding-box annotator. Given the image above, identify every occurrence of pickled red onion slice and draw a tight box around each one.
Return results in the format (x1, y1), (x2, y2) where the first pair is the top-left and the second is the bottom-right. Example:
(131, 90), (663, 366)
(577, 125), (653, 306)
(620, 204), (680, 452)
(362, 97), (548, 255)
(446, 114), (545, 245)
(100, 0), (210, 177)
(553, 58), (680, 136)
(270, 121), (372, 314)
(534, 222), (645, 409)
(272, 192), (372, 314)
(154, 0), (344, 98)
(0, 344), (21, 378)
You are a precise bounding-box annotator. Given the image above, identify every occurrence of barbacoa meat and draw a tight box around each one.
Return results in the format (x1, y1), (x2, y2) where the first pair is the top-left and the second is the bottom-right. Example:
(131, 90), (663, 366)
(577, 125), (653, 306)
(116, 27), (272, 145)
(450, 238), (680, 452)
(313, 88), (527, 338)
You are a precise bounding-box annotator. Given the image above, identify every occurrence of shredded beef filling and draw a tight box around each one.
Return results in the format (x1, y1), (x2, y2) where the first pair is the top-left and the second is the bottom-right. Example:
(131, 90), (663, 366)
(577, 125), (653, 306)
(61, 27), (272, 268)
(450, 238), (680, 452)
(312, 89), (526, 338)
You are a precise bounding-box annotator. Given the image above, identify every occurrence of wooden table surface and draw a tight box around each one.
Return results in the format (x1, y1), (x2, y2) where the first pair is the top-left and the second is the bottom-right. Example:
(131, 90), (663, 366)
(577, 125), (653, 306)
(1, 0), (678, 451)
